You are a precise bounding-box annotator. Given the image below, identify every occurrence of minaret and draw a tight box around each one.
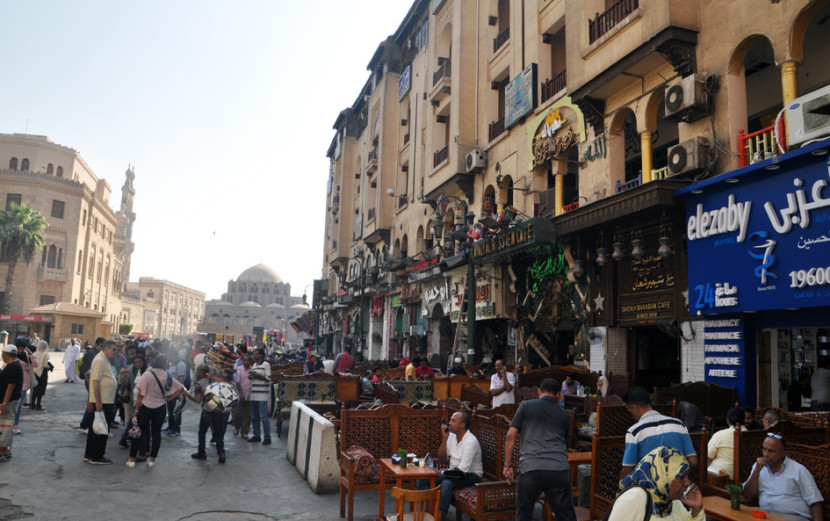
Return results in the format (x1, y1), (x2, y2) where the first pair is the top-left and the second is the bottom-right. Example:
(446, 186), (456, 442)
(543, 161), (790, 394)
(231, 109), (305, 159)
(115, 166), (136, 283)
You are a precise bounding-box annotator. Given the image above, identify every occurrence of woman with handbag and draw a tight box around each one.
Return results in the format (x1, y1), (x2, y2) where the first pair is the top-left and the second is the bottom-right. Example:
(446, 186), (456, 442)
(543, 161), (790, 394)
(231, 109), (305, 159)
(126, 355), (185, 468)
(118, 354), (147, 448)
(13, 339), (37, 435)
(30, 340), (52, 410)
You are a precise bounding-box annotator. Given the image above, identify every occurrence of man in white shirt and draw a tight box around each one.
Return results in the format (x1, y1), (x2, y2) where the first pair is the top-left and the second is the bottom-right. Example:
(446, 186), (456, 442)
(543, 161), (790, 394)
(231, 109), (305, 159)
(419, 411), (483, 521)
(247, 349), (272, 445)
(490, 359), (515, 407)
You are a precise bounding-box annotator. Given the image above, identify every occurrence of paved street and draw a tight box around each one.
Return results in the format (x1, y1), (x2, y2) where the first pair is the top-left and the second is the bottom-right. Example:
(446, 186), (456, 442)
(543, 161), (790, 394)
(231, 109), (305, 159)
(0, 352), (381, 521)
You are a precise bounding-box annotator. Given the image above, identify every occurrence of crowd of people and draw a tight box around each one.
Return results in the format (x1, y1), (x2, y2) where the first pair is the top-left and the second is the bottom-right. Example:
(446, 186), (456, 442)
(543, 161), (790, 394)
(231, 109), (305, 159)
(0, 334), (280, 466)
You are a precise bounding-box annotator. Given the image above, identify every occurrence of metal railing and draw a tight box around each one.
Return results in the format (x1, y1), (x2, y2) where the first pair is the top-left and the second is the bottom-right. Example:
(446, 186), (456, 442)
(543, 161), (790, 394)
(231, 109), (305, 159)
(739, 122), (785, 167)
(367, 147), (378, 162)
(540, 69), (567, 104)
(651, 166), (669, 180)
(433, 58), (451, 86)
(489, 118), (506, 141)
(615, 175), (642, 194)
(589, 0), (639, 44)
(433, 145), (449, 167)
(493, 27), (510, 53)
(561, 201), (580, 213)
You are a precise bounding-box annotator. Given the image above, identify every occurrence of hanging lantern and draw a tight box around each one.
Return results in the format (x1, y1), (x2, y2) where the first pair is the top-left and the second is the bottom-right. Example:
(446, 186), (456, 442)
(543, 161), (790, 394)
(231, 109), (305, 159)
(631, 239), (645, 260)
(657, 236), (673, 258)
(573, 259), (585, 279)
(595, 247), (607, 266)
(612, 242), (625, 261)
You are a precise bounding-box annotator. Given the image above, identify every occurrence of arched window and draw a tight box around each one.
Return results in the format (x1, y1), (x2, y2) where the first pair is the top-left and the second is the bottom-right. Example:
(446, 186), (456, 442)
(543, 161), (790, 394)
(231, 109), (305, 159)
(21, 158), (29, 171)
(57, 248), (63, 269)
(56, 166), (63, 178)
(9, 157), (18, 170)
(47, 245), (57, 268)
(47, 164), (54, 175)
(41, 248), (47, 265)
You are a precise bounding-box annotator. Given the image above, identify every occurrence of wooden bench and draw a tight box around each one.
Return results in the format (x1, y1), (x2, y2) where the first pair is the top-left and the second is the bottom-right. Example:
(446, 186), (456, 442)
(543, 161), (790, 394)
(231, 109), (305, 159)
(338, 403), (446, 521)
(434, 374), (490, 400)
(375, 381), (400, 404)
(788, 442), (830, 520)
(654, 381), (736, 427)
(273, 373), (361, 438)
(374, 380), (434, 404)
(462, 383), (493, 409)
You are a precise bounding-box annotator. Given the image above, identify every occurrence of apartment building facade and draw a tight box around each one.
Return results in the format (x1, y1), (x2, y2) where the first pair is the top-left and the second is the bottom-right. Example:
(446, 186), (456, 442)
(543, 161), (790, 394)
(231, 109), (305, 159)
(319, 0), (830, 406)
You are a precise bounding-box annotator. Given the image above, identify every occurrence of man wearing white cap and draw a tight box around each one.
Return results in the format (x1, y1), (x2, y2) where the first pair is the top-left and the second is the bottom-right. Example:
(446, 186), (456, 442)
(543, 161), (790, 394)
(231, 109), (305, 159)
(0, 344), (23, 462)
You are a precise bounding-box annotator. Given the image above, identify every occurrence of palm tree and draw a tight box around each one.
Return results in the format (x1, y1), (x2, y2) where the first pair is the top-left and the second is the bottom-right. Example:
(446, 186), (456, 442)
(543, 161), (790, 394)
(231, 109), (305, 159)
(0, 203), (48, 313)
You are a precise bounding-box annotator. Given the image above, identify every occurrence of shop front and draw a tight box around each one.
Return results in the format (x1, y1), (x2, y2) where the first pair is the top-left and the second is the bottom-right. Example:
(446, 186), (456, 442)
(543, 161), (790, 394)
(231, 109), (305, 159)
(678, 138), (830, 408)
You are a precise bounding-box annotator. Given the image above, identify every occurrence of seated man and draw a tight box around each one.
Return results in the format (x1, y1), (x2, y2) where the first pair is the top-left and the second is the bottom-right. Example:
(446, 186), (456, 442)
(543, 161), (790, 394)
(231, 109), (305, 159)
(620, 386), (698, 479)
(415, 358), (435, 379)
(743, 433), (824, 521)
(418, 411), (483, 521)
(745, 408), (765, 430)
(448, 357), (467, 376)
(560, 373), (580, 396)
(764, 409), (782, 429)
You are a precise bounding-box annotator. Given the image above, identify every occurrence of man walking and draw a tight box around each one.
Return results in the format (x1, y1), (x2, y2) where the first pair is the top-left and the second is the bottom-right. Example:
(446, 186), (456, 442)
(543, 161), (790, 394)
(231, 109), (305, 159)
(79, 337), (105, 432)
(504, 378), (577, 521)
(0, 344), (23, 462)
(85, 340), (119, 464)
(247, 349), (271, 445)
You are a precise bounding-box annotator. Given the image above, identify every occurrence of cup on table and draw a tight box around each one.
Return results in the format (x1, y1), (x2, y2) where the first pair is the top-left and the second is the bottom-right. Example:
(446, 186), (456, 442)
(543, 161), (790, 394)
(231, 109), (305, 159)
(407, 453), (416, 465)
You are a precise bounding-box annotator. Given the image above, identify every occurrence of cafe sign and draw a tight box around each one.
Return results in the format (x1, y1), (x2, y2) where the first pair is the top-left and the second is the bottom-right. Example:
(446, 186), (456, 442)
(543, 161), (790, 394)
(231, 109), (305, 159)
(471, 218), (555, 263)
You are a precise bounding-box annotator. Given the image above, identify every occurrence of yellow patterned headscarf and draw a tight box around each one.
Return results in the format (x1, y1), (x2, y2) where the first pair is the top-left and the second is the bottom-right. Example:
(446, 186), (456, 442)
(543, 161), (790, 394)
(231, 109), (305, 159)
(618, 446), (690, 517)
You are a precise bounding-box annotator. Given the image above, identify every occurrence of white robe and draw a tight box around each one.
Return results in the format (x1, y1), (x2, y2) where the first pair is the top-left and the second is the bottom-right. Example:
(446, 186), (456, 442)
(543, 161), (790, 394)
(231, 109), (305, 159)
(62, 343), (81, 382)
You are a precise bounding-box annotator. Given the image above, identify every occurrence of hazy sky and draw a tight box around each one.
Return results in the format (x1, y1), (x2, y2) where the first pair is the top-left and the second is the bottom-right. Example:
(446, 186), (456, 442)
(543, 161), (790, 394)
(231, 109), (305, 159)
(1, 0), (412, 300)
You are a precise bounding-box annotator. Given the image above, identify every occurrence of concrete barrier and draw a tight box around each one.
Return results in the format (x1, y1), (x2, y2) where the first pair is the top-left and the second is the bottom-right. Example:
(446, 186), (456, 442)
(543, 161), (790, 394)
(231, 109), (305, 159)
(286, 401), (339, 494)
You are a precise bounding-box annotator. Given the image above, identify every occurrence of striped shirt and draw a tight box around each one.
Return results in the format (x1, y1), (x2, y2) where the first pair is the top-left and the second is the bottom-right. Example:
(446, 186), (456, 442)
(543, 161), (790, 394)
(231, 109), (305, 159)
(622, 409), (696, 467)
(250, 362), (271, 402)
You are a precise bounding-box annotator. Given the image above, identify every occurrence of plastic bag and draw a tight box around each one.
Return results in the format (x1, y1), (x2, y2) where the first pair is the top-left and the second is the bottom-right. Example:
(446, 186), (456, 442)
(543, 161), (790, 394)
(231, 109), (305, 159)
(92, 411), (108, 435)
(127, 418), (142, 439)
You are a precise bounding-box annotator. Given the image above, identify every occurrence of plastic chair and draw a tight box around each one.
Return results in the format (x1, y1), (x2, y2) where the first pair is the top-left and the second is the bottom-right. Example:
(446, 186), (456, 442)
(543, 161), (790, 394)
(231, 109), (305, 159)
(386, 486), (441, 521)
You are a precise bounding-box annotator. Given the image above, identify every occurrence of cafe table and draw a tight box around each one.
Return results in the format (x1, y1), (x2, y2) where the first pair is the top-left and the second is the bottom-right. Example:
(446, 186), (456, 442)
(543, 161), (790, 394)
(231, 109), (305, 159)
(378, 458), (439, 520)
(702, 496), (790, 521)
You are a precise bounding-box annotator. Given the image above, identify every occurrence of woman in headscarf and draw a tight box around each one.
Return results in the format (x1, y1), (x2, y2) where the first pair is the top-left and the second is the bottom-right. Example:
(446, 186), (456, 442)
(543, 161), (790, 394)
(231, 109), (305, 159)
(608, 446), (704, 521)
(30, 340), (52, 410)
(597, 375), (612, 397)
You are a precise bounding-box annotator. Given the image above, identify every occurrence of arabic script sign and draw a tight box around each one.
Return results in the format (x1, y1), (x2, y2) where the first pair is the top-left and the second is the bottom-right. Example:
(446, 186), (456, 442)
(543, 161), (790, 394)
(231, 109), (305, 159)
(685, 154), (830, 313)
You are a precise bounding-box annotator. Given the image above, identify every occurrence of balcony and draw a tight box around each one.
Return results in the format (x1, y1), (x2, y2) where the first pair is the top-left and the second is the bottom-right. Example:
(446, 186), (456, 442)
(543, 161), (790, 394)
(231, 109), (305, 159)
(433, 145), (449, 168)
(615, 175), (642, 194)
(739, 122), (785, 167)
(489, 118), (506, 142)
(433, 58), (451, 87)
(561, 201), (580, 213)
(651, 166), (669, 180)
(540, 70), (567, 104)
(366, 147), (378, 174)
(589, 0), (639, 44)
(493, 27), (510, 53)
(37, 264), (67, 282)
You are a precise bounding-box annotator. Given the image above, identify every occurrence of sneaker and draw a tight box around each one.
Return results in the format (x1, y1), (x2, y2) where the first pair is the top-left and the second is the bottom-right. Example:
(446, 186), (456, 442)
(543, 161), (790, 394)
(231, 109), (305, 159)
(233, 428), (240, 436)
(147, 458), (155, 468)
(172, 430), (181, 437)
(125, 460), (135, 468)
(0, 453), (11, 462)
(13, 426), (20, 435)
(248, 436), (261, 443)
(83, 454), (90, 462)
(191, 452), (207, 460)
(209, 436), (216, 445)
(218, 451), (226, 463)
(262, 438), (271, 446)
(119, 440), (129, 448)
(88, 457), (112, 465)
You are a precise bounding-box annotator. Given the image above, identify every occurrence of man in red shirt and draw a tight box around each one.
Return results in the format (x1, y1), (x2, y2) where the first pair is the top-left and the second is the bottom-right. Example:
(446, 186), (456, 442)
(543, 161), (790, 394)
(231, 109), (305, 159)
(334, 345), (355, 374)
(415, 358), (435, 379)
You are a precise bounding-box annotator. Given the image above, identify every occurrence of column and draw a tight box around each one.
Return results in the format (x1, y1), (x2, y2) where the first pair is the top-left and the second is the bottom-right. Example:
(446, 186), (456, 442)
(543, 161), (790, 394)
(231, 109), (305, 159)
(780, 61), (798, 105)
(641, 131), (653, 183)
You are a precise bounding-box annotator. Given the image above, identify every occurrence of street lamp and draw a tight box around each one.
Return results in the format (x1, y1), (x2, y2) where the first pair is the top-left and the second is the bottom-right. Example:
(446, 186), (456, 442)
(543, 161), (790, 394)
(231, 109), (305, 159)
(344, 256), (366, 361)
(434, 194), (477, 366)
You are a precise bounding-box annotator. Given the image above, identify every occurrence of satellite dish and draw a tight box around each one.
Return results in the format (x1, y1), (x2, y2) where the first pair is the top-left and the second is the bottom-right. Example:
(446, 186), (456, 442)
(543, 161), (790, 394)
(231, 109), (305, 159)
(587, 328), (605, 345)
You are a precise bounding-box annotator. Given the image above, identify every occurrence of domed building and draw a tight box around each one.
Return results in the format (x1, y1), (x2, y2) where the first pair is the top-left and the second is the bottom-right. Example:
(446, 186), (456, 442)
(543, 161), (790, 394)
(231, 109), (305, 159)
(198, 263), (308, 345)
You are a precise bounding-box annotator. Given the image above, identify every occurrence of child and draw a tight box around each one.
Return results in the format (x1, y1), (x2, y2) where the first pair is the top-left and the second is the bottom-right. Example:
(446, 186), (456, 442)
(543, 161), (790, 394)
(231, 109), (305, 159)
(188, 364), (229, 463)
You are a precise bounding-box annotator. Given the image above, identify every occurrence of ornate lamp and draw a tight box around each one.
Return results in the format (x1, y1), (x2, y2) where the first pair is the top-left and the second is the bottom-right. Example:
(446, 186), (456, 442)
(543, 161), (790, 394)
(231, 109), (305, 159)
(595, 247), (608, 266)
(612, 242), (625, 261)
(631, 239), (645, 260)
(657, 236), (673, 258)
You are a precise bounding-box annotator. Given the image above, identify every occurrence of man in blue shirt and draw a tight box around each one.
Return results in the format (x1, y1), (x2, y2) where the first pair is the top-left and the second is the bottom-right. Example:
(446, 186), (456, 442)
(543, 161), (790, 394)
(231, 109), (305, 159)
(744, 433), (823, 521)
(619, 386), (697, 479)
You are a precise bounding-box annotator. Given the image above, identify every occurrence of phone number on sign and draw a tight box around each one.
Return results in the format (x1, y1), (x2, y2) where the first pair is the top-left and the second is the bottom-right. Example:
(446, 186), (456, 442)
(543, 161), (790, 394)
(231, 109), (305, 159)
(789, 267), (830, 288)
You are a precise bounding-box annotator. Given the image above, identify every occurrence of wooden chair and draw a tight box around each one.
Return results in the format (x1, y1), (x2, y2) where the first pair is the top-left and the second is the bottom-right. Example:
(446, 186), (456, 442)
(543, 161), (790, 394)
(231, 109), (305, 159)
(387, 486), (441, 521)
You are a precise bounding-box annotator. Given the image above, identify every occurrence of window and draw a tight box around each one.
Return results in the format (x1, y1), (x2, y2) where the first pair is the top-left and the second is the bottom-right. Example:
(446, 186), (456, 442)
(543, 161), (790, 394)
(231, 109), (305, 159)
(57, 248), (63, 269)
(21, 158), (29, 171)
(71, 323), (84, 335)
(88, 253), (94, 278)
(9, 157), (18, 170)
(39, 295), (55, 306)
(5, 193), (21, 210)
(47, 245), (57, 268)
(47, 164), (54, 175)
(51, 200), (65, 219)
(82, 209), (87, 226)
(77, 251), (83, 274)
(56, 166), (63, 178)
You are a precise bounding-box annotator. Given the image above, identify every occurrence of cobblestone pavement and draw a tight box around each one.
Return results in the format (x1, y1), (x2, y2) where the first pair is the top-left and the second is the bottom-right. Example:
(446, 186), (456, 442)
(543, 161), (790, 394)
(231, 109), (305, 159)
(0, 353), (382, 521)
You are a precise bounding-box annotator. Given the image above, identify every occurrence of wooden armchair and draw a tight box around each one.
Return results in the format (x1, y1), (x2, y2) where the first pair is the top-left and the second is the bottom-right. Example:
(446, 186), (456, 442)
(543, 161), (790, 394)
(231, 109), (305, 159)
(388, 486), (441, 521)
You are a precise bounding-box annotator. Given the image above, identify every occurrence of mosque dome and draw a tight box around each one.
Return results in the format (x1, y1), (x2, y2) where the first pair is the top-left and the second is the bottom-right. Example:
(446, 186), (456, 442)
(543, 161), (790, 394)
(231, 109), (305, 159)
(236, 263), (282, 283)
(239, 301), (262, 307)
(266, 303), (286, 309)
(290, 303), (310, 310)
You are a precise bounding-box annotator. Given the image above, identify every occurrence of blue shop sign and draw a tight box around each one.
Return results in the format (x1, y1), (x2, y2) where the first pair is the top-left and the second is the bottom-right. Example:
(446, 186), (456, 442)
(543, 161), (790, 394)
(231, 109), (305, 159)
(702, 315), (748, 405)
(680, 139), (830, 314)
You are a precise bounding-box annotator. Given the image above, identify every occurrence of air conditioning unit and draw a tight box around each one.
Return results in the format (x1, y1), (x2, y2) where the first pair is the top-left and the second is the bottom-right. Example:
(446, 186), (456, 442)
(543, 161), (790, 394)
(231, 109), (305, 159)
(465, 149), (486, 173)
(664, 75), (708, 123)
(667, 137), (710, 176)
(786, 84), (830, 147)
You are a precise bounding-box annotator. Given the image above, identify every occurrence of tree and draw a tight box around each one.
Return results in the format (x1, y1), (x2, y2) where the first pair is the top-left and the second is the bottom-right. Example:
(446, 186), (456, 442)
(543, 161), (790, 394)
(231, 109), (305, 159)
(0, 203), (48, 313)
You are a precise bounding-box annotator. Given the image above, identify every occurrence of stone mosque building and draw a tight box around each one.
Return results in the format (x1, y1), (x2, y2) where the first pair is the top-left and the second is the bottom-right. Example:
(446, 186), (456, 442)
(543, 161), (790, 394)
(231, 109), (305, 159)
(199, 263), (309, 344)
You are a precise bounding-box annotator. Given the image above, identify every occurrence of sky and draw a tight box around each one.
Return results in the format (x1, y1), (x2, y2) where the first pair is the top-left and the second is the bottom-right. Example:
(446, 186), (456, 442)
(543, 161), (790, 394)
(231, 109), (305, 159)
(0, 0), (413, 300)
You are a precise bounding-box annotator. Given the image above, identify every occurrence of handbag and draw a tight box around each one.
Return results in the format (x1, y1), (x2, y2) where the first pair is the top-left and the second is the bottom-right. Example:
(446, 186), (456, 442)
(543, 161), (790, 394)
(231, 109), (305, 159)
(442, 468), (467, 480)
(127, 418), (142, 439)
(26, 361), (38, 386)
